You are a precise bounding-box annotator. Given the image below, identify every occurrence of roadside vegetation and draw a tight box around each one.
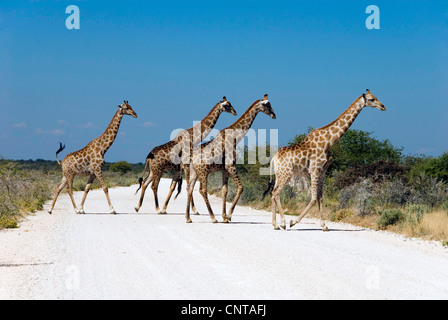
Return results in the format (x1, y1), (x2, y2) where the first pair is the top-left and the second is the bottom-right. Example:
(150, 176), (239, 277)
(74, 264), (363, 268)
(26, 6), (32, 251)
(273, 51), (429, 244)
(0, 159), (144, 229)
(208, 129), (448, 243)
(1, 131), (447, 245)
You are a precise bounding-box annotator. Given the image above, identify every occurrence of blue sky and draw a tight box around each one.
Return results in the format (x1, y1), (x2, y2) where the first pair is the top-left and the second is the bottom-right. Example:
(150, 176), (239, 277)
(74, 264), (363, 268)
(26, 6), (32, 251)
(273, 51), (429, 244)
(0, 0), (447, 163)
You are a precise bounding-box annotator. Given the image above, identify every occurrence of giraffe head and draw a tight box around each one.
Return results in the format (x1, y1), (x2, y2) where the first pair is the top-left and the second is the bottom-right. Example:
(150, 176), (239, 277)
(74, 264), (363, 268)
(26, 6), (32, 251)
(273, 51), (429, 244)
(219, 96), (237, 115)
(363, 89), (386, 111)
(256, 94), (276, 119)
(118, 100), (138, 118)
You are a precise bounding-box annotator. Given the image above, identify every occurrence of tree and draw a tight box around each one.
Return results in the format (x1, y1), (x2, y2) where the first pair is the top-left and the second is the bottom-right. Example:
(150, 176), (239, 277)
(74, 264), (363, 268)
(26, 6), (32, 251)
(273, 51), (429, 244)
(409, 152), (448, 183)
(289, 129), (403, 173)
(109, 161), (132, 174)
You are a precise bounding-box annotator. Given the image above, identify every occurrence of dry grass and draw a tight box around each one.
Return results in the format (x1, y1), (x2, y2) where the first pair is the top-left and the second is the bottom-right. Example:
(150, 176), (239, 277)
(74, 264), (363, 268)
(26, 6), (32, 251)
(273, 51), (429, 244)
(400, 210), (448, 241)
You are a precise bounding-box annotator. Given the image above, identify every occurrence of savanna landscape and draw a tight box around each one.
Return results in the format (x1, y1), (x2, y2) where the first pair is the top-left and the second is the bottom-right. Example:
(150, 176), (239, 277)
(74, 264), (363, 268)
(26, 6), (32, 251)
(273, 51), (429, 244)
(2, 129), (447, 243)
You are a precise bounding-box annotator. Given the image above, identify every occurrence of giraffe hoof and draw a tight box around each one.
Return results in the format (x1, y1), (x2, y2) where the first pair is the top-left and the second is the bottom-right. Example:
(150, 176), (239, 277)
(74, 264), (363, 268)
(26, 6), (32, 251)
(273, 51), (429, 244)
(212, 219), (218, 224)
(134, 207), (140, 213)
(158, 211), (167, 215)
(186, 219), (192, 223)
(280, 224), (286, 230)
(193, 211), (200, 215)
(273, 225), (280, 231)
(223, 219), (229, 223)
(322, 226), (329, 232)
(47, 210), (52, 214)
(290, 220), (296, 228)
(76, 209), (85, 214)
(109, 210), (117, 215)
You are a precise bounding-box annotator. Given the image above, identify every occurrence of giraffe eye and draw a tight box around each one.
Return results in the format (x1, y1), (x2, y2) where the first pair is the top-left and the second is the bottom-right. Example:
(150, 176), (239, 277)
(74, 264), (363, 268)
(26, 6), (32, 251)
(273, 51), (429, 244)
(369, 99), (375, 102)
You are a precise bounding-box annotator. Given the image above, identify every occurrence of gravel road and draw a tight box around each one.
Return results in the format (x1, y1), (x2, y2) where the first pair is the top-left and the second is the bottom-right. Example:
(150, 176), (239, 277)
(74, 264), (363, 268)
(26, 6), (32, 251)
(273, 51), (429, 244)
(1, 178), (447, 299)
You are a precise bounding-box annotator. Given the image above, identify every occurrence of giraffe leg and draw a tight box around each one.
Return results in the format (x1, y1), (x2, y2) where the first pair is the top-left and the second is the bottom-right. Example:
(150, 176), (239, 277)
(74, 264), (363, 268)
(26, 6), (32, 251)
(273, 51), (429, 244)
(78, 174), (96, 214)
(317, 156), (332, 231)
(271, 189), (277, 229)
(95, 171), (116, 214)
(317, 178), (328, 231)
(66, 176), (80, 214)
(224, 165), (243, 223)
(290, 173), (319, 228)
(150, 172), (163, 214)
(161, 171), (181, 214)
(190, 191), (199, 215)
(221, 170), (229, 221)
(135, 172), (153, 212)
(185, 170), (198, 223)
(198, 174), (217, 223)
(47, 176), (68, 214)
(184, 165), (199, 214)
(271, 178), (289, 230)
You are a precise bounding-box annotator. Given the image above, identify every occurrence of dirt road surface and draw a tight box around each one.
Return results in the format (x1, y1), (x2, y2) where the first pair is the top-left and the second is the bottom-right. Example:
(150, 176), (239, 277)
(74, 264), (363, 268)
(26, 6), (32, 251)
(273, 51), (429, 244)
(1, 178), (447, 299)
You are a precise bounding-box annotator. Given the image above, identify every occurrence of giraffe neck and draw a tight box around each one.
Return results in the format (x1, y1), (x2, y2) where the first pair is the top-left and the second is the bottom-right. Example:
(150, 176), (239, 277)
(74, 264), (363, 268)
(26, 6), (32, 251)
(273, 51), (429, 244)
(192, 103), (224, 144)
(226, 104), (259, 145)
(319, 95), (365, 151)
(95, 109), (124, 156)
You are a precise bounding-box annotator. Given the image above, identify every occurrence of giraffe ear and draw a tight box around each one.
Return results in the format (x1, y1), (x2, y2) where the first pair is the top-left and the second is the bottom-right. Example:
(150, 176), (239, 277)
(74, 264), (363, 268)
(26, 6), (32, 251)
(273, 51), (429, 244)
(118, 104), (122, 109)
(222, 96), (227, 101)
(263, 94), (268, 100)
(366, 89), (371, 94)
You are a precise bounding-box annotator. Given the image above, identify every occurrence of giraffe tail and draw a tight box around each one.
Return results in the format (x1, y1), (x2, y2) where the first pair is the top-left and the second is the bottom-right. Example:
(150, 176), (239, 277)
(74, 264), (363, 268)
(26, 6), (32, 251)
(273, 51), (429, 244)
(174, 176), (182, 200)
(262, 155), (276, 200)
(55, 142), (66, 166)
(173, 165), (184, 200)
(135, 153), (154, 194)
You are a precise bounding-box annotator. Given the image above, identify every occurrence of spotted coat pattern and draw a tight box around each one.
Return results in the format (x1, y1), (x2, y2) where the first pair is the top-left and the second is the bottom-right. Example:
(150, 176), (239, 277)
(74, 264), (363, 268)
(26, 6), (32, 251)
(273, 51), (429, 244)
(268, 90), (386, 230)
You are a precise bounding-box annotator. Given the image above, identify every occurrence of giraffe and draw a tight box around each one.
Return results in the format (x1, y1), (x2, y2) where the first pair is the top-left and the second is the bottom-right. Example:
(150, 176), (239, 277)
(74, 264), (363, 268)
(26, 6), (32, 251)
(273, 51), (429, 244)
(134, 97), (237, 214)
(185, 94), (276, 224)
(47, 100), (137, 215)
(264, 89), (386, 230)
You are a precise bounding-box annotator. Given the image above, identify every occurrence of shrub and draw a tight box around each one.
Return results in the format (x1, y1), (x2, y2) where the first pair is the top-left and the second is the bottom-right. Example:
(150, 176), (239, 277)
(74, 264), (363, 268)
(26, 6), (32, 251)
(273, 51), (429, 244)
(376, 209), (405, 229)
(409, 152), (448, 183)
(408, 172), (446, 207)
(334, 160), (410, 189)
(330, 208), (354, 222)
(404, 204), (430, 225)
(376, 178), (411, 207)
(0, 161), (56, 228)
(109, 161), (133, 174)
(0, 215), (18, 229)
(338, 179), (375, 216)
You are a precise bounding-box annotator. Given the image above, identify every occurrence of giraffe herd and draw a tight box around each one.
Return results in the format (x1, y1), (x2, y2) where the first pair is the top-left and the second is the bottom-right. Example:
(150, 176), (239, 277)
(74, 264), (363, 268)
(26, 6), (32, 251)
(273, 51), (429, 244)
(49, 90), (386, 231)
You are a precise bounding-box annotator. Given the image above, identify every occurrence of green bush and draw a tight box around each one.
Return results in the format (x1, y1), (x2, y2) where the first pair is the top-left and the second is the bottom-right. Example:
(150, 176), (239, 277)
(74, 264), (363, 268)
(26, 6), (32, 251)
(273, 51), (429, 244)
(405, 204), (430, 225)
(376, 209), (405, 229)
(338, 179), (375, 216)
(0, 215), (18, 229)
(109, 161), (133, 174)
(0, 161), (57, 229)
